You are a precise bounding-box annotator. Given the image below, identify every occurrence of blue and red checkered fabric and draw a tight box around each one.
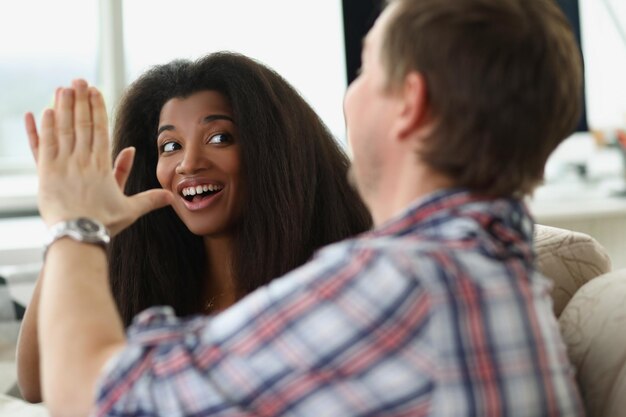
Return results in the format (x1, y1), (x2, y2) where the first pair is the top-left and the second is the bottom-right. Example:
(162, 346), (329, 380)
(93, 189), (584, 417)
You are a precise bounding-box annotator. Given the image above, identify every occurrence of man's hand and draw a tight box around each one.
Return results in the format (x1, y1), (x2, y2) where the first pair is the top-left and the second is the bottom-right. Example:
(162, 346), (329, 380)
(25, 79), (172, 235)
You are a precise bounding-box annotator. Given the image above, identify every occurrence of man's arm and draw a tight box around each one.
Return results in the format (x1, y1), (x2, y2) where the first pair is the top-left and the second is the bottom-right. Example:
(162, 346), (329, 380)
(40, 240), (125, 416)
(19, 94), (148, 406)
(27, 80), (171, 417)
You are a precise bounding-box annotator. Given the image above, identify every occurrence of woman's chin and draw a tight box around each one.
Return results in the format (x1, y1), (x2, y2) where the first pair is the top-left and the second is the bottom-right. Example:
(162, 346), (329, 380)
(186, 222), (234, 239)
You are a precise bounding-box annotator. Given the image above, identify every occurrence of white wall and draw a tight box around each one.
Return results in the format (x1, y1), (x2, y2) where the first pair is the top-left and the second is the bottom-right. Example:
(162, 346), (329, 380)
(581, 0), (626, 131)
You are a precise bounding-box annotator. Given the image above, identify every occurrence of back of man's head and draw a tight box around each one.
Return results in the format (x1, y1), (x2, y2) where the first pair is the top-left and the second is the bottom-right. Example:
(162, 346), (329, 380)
(382, 0), (583, 197)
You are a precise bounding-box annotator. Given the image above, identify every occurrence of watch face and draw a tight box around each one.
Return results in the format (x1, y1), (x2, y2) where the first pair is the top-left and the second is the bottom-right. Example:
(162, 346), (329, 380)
(76, 218), (100, 234)
(46, 217), (110, 253)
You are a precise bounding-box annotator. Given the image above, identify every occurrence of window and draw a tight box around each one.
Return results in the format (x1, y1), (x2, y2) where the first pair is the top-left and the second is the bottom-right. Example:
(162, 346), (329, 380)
(542, 0), (626, 185)
(122, 0), (347, 143)
(0, 0), (347, 216)
(2, 0), (625, 212)
(0, 0), (98, 174)
(581, 0), (626, 130)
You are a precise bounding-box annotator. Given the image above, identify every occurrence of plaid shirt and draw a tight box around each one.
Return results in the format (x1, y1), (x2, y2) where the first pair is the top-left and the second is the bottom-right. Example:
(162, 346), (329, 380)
(93, 189), (584, 417)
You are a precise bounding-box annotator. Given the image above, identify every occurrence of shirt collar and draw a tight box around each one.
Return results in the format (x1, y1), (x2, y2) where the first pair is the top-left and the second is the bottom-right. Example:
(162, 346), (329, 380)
(369, 188), (533, 244)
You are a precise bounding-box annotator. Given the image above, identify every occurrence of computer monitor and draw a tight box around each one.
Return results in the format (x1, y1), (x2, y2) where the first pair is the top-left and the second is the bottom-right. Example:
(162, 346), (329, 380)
(342, 0), (589, 132)
(555, 0), (588, 132)
(342, 0), (381, 86)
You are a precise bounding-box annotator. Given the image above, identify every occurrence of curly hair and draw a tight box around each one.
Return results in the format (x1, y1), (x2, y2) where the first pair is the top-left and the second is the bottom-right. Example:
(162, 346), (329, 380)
(108, 52), (372, 325)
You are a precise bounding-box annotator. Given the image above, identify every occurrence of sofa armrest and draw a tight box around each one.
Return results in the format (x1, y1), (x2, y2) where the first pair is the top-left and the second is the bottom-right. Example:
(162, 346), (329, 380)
(559, 270), (626, 417)
(534, 224), (611, 316)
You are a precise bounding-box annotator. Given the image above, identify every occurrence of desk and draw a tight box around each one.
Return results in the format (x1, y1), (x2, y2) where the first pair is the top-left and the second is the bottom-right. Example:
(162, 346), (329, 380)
(529, 179), (626, 269)
(0, 216), (45, 308)
(0, 217), (45, 266)
(0, 175), (38, 216)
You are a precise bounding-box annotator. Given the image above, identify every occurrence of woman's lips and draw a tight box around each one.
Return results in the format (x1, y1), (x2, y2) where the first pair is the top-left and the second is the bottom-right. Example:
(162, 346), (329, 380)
(180, 188), (224, 211)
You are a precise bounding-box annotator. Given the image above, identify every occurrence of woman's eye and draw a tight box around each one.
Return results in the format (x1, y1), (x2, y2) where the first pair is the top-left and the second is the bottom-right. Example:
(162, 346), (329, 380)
(208, 133), (232, 145)
(160, 141), (181, 153)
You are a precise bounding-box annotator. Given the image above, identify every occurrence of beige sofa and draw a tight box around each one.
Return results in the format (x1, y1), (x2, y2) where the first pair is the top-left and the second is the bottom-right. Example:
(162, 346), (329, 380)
(558, 270), (626, 417)
(534, 224), (626, 417)
(534, 224), (612, 317)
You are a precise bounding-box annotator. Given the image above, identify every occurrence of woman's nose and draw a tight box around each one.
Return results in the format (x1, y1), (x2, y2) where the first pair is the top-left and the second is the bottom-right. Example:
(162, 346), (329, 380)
(175, 145), (212, 175)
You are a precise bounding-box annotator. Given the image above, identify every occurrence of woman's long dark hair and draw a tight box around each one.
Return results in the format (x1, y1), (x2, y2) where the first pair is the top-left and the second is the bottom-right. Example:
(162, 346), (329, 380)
(109, 52), (372, 326)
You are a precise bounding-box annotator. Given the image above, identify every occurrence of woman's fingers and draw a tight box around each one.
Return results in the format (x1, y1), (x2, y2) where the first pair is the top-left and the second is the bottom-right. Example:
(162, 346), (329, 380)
(89, 87), (111, 170)
(24, 112), (40, 163)
(72, 79), (93, 159)
(30, 82), (170, 234)
(54, 87), (62, 108)
(113, 147), (136, 191)
(55, 88), (76, 158)
(38, 109), (57, 164)
(130, 189), (173, 222)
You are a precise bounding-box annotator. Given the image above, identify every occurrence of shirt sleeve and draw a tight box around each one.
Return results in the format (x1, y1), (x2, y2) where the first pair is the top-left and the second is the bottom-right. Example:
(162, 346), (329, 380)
(91, 306), (255, 417)
(90, 244), (435, 417)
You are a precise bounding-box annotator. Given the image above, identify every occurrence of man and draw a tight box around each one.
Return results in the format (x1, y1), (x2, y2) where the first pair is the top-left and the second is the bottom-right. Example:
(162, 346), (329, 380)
(30, 0), (584, 415)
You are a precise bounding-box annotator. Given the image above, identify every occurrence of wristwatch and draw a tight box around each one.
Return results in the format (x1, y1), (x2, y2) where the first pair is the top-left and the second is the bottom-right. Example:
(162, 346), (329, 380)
(44, 217), (110, 258)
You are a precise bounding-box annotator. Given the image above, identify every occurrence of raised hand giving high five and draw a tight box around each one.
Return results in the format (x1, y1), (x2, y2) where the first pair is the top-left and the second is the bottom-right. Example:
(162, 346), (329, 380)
(26, 79), (172, 235)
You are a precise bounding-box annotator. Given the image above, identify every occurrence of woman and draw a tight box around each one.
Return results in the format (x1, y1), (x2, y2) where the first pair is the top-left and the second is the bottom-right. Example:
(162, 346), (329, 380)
(17, 52), (371, 402)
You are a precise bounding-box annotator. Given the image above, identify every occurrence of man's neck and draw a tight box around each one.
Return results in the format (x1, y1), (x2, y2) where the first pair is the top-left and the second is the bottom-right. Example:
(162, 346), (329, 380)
(369, 160), (454, 227)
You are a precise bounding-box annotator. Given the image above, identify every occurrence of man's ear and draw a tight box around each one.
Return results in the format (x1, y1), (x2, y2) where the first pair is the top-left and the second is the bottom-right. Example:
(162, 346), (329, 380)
(394, 72), (429, 141)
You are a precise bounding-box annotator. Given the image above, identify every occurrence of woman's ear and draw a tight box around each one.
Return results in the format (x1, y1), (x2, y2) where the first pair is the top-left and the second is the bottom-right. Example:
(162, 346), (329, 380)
(394, 71), (429, 141)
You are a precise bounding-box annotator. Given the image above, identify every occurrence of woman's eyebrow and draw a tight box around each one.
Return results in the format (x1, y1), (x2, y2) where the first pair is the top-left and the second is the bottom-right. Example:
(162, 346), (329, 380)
(157, 125), (175, 136)
(157, 114), (235, 136)
(202, 114), (235, 125)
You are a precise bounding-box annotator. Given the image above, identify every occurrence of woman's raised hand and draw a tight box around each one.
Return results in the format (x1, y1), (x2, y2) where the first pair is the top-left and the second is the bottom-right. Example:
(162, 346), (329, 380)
(25, 79), (172, 235)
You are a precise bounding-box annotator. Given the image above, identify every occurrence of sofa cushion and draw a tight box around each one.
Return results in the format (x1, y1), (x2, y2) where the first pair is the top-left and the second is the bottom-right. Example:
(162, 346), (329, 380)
(558, 270), (626, 417)
(534, 224), (611, 316)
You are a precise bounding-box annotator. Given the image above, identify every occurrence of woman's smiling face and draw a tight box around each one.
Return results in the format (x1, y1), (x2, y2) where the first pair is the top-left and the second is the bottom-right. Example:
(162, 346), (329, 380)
(156, 90), (244, 237)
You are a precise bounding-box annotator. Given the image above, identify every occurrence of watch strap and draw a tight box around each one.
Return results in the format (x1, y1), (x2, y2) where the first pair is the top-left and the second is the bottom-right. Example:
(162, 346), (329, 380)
(44, 217), (110, 259)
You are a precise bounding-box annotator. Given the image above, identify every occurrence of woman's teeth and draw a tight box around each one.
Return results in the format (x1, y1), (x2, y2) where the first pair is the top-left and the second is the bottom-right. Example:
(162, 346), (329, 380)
(182, 184), (223, 197)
